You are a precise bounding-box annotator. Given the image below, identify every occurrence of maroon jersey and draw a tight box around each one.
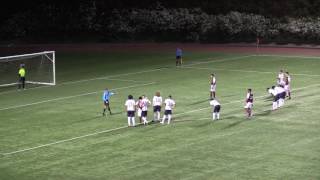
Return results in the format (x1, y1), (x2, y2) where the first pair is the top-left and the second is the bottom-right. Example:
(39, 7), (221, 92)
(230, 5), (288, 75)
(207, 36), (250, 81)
(246, 93), (253, 103)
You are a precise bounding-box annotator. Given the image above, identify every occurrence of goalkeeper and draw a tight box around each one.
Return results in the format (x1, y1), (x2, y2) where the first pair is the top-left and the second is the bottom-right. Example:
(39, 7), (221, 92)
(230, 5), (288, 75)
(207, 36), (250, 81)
(18, 64), (26, 90)
(102, 88), (115, 116)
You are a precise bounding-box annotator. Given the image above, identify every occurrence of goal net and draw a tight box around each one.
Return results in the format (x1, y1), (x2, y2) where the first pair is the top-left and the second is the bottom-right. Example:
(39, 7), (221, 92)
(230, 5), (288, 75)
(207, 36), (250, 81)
(0, 51), (56, 88)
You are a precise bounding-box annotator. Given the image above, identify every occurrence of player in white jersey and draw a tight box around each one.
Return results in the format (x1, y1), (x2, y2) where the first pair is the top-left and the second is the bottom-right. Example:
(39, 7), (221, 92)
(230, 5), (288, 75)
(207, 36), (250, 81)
(209, 98), (221, 120)
(125, 95), (136, 127)
(270, 86), (278, 110)
(275, 85), (286, 108)
(136, 96), (143, 123)
(244, 88), (254, 118)
(152, 91), (163, 122)
(161, 95), (176, 124)
(141, 95), (151, 125)
(285, 72), (291, 99)
(210, 73), (217, 99)
(278, 69), (285, 83)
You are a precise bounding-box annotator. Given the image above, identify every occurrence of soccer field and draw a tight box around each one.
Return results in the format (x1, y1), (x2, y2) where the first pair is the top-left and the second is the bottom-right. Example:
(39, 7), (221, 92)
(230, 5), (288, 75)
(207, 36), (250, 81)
(0, 49), (320, 179)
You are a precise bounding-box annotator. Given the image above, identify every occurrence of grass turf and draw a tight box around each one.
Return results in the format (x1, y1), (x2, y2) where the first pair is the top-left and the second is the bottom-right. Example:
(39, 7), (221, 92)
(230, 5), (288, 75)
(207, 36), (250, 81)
(0, 51), (320, 179)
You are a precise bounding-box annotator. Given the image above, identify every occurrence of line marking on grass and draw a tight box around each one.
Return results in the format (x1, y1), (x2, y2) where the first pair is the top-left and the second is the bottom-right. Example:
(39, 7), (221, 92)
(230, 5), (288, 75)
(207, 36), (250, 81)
(182, 55), (254, 67)
(0, 53), (318, 96)
(182, 66), (320, 77)
(0, 55), (252, 108)
(0, 82), (156, 111)
(0, 69), (164, 96)
(0, 55), (251, 96)
(257, 54), (320, 59)
(1, 126), (129, 156)
(1, 83), (319, 156)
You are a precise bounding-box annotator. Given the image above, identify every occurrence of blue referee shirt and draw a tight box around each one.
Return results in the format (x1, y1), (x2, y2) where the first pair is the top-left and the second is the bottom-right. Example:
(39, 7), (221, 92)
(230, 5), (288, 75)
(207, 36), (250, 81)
(102, 90), (114, 101)
(176, 48), (182, 57)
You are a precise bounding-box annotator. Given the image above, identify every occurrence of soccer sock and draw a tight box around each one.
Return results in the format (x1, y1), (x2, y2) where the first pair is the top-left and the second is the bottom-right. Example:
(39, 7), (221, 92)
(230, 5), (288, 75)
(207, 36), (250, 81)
(212, 113), (215, 120)
(157, 112), (160, 120)
(132, 117), (135, 126)
(108, 107), (111, 114)
(161, 115), (166, 123)
(272, 102), (277, 110)
(154, 113), (157, 121)
(167, 115), (172, 124)
(280, 99), (284, 107)
(103, 108), (106, 113)
(217, 113), (220, 119)
(128, 117), (131, 126)
(143, 117), (148, 124)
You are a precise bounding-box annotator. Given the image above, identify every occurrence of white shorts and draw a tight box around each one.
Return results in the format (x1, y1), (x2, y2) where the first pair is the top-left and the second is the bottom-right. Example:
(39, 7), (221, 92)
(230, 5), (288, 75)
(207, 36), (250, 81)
(244, 102), (253, 109)
(137, 109), (142, 117)
(284, 84), (290, 92)
(210, 84), (216, 92)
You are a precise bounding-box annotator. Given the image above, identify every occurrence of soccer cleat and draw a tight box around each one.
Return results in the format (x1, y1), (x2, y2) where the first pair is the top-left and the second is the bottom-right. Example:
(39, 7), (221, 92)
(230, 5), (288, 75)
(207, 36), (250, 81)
(102, 112), (106, 116)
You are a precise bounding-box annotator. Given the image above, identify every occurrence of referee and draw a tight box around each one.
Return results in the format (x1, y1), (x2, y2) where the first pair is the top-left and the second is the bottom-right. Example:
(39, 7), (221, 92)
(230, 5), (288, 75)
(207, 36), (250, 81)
(18, 64), (26, 90)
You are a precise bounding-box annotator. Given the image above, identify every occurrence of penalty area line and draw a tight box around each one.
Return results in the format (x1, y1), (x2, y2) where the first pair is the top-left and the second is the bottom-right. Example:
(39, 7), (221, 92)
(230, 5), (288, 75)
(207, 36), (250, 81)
(0, 82), (156, 111)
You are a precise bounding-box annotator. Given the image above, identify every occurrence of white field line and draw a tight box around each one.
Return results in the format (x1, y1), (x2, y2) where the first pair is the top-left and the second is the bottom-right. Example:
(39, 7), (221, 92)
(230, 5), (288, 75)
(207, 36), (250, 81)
(0, 117), (248, 156)
(182, 55), (254, 67)
(0, 55), (251, 95)
(257, 54), (320, 59)
(182, 66), (320, 77)
(2, 83), (319, 156)
(0, 53), (318, 96)
(0, 55), (252, 108)
(0, 69), (164, 96)
(0, 82), (156, 111)
(58, 69), (165, 86)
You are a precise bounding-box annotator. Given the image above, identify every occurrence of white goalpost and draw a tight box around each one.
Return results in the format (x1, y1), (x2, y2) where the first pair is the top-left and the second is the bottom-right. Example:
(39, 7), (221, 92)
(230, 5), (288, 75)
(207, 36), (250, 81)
(0, 51), (56, 87)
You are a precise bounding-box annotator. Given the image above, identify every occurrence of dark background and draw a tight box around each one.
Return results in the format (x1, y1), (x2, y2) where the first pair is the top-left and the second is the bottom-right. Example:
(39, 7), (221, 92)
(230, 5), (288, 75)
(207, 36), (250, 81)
(1, 0), (320, 43)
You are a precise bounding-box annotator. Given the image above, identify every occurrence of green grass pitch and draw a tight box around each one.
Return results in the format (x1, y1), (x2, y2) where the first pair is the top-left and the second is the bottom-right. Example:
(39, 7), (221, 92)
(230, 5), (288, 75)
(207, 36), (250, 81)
(0, 50), (320, 179)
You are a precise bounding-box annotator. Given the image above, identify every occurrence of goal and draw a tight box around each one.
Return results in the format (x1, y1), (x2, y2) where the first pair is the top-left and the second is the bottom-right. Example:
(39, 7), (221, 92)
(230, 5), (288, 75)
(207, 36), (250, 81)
(0, 51), (56, 87)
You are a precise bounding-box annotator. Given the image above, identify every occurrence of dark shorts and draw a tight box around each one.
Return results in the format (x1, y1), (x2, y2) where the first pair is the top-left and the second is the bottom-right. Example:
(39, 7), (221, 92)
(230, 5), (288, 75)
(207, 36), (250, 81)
(176, 55), (181, 60)
(164, 110), (172, 115)
(103, 100), (109, 106)
(127, 111), (135, 117)
(141, 111), (147, 117)
(214, 105), (221, 113)
(19, 77), (25, 82)
(153, 106), (161, 112)
(280, 92), (286, 99)
(274, 94), (280, 102)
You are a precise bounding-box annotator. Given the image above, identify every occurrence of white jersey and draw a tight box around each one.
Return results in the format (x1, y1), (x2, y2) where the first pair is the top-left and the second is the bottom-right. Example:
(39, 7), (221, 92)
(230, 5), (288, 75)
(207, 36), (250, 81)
(211, 77), (216, 85)
(274, 86), (285, 95)
(278, 73), (285, 81)
(270, 88), (277, 96)
(141, 98), (151, 111)
(210, 100), (220, 107)
(125, 99), (136, 111)
(136, 100), (143, 109)
(153, 96), (163, 106)
(164, 99), (175, 110)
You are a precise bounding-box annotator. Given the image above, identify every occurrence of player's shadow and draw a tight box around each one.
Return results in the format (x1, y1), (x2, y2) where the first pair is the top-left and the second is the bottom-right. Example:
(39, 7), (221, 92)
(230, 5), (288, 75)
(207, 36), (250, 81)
(263, 96), (274, 102)
(254, 110), (272, 117)
(222, 119), (245, 129)
(188, 99), (209, 106)
(110, 111), (123, 115)
(221, 94), (238, 98)
(74, 115), (102, 123)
